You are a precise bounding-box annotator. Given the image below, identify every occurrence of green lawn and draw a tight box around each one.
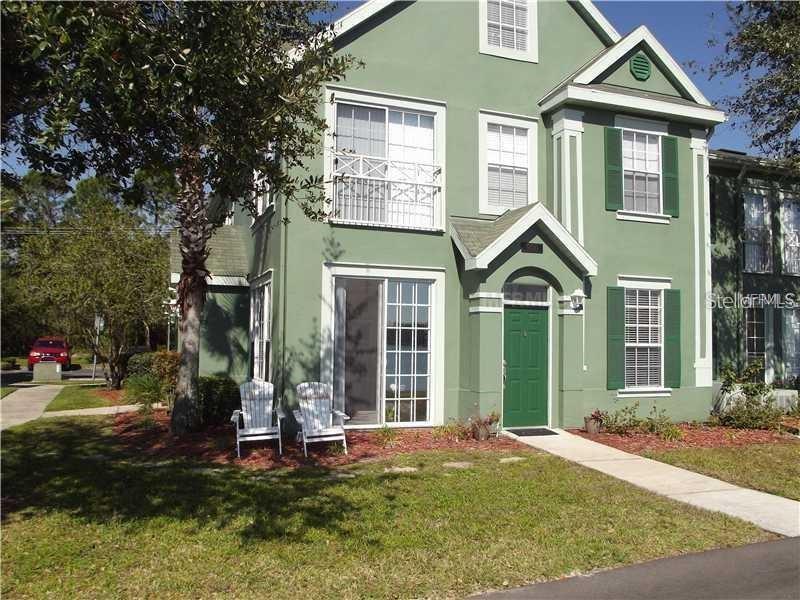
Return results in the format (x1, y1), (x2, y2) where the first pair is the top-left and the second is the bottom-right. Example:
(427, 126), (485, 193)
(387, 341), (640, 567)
(44, 385), (120, 412)
(645, 442), (800, 501)
(1, 417), (773, 599)
(1, 386), (17, 399)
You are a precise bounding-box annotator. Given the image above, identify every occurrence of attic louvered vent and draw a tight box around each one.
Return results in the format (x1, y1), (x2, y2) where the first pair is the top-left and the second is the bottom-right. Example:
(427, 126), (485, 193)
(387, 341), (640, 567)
(629, 53), (651, 81)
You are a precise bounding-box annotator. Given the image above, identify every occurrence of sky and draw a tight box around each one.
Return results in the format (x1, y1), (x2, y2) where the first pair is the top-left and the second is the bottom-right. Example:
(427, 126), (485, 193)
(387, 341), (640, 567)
(330, 0), (752, 153)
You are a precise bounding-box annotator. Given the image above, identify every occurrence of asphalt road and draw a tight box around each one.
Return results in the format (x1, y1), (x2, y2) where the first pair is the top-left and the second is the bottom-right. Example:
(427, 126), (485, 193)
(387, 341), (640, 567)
(479, 538), (800, 600)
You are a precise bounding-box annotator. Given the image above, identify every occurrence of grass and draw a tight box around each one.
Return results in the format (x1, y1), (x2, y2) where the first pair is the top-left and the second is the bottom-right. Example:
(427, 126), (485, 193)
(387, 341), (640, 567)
(1, 417), (773, 599)
(1, 386), (17, 399)
(44, 385), (121, 412)
(645, 442), (800, 501)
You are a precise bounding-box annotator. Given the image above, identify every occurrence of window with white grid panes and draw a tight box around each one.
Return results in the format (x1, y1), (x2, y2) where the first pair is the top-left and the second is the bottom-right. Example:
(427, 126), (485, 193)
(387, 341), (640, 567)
(384, 280), (431, 423)
(622, 130), (661, 214)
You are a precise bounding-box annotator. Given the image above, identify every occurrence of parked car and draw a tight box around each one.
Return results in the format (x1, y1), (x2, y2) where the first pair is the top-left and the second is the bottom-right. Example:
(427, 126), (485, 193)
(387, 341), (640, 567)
(27, 337), (71, 371)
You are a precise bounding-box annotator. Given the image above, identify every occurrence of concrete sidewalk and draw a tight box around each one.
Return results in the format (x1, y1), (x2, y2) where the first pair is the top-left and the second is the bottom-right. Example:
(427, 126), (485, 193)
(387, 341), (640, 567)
(1, 385), (63, 430)
(511, 429), (800, 537)
(479, 537), (800, 599)
(42, 404), (142, 418)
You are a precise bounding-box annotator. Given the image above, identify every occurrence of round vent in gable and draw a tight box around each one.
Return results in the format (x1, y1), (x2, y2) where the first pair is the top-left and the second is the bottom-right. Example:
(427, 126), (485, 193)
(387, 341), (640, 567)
(629, 53), (651, 81)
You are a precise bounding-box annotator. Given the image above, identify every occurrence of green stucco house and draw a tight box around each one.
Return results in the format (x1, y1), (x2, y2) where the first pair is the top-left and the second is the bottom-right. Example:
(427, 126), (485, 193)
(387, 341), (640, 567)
(171, 0), (729, 430)
(709, 150), (800, 388)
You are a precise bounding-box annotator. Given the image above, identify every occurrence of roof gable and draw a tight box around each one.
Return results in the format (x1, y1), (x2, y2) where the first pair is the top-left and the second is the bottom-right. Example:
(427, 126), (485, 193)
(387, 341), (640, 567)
(594, 44), (686, 99)
(450, 203), (598, 275)
(571, 26), (711, 106)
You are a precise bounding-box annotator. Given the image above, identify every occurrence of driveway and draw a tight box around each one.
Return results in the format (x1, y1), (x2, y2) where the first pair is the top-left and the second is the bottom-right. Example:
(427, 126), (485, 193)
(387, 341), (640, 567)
(1, 384), (63, 430)
(479, 538), (800, 600)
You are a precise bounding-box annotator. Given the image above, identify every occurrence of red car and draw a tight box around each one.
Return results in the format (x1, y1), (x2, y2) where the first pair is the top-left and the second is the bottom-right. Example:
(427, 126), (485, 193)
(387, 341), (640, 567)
(28, 337), (71, 371)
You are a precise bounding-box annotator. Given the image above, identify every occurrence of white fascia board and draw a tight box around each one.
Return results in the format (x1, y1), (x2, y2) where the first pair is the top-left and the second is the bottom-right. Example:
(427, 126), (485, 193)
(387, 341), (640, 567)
(472, 203), (598, 276)
(332, 0), (395, 38)
(572, 26), (711, 107)
(449, 223), (478, 270)
(541, 85), (725, 125)
(572, 0), (621, 45)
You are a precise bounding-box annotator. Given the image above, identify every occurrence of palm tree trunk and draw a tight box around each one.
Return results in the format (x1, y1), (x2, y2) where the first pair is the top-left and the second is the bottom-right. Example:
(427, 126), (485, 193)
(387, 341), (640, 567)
(171, 146), (212, 435)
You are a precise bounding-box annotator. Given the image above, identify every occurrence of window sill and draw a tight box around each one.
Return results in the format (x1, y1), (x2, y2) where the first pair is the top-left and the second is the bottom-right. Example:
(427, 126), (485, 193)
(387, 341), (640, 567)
(479, 46), (538, 64)
(616, 210), (671, 225)
(617, 387), (673, 399)
(329, 218), (444, 234)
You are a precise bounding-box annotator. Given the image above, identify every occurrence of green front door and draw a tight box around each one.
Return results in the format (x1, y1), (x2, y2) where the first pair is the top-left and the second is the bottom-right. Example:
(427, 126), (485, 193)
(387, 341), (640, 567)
(503, 307), (548, 427)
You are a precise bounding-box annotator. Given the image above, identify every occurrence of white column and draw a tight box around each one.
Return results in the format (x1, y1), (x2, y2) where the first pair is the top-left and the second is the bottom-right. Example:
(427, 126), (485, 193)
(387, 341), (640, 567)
(691, 129), (713, 387)
(552, 109), (585, 244)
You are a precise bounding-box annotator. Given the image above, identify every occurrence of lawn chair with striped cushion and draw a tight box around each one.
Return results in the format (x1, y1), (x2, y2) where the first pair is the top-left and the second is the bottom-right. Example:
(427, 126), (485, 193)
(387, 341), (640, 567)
(231, 381), (284, 458)
(293, 382), (350, 457)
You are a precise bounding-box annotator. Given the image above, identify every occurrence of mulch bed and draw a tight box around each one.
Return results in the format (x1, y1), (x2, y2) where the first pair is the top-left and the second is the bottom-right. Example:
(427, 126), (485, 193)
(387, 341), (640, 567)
(113, 410), (527, 470)
(569, 423), (799, 454)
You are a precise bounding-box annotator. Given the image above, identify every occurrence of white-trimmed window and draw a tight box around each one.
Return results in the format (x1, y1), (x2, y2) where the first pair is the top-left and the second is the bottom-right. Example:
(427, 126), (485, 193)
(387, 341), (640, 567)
(624, 288), (663, 388)
(622, 130), (661, 214)
(250, 279), (272, 381)
(783, 308), (800, 377)
(745, 306), (766, 371)
(744, 190), (772, 273)
(479, 112), (537, 215)
(479, 0), (538, 63)
(782, 196), (800, 275)
(324, 88), (445, 231)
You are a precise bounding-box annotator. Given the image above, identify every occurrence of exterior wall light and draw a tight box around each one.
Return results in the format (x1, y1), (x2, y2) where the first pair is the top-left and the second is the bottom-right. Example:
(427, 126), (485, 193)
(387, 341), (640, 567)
(570, 289), (586, 311)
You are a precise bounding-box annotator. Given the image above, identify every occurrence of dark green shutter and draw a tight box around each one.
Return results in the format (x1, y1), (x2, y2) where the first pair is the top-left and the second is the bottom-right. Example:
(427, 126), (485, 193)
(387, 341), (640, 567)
(664, 289), (681, 388)
(605, 128), (623, 211)
(607, 286), (625, 389)
(662, 136), (679, 217)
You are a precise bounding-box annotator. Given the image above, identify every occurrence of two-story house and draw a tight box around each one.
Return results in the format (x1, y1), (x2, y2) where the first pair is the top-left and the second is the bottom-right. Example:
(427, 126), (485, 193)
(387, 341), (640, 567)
(170, 0), (726, 430)
(710, 149), (800, 388)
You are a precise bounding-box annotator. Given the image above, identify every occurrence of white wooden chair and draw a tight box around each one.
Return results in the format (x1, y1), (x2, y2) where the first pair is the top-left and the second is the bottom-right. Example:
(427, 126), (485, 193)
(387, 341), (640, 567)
(231, 381), (285, 458)
(293, 382), (350, 457)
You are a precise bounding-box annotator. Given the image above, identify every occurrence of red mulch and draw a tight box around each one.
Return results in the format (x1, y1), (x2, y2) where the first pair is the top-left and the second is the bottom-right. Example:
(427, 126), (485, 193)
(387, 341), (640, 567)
(94, 389), (126, 406)
(112, 410), (528, 470)
(569, 423), (799, 454)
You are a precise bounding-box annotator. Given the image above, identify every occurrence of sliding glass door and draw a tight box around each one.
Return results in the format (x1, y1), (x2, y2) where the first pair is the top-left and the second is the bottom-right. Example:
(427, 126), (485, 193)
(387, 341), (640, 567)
(333, 276), (432, 426)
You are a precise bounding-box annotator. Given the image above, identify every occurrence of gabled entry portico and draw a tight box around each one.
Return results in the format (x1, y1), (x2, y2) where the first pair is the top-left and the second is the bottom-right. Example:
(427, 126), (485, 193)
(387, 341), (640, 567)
(451, 202), (597, 429)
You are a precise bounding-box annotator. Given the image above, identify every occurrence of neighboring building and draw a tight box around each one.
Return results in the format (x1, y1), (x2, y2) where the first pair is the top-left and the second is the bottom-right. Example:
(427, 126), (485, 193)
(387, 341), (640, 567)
(709, 150), (800, 387)
(172, 0), (727, 429)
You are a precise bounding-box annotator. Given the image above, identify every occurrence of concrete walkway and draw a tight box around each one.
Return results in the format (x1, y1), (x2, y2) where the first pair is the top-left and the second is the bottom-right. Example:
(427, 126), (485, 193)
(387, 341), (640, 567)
(1, 385), (63, 430)
(510, 429), (800, 537)
(42, 404), (141, 418)
(479, 537), (800, 599)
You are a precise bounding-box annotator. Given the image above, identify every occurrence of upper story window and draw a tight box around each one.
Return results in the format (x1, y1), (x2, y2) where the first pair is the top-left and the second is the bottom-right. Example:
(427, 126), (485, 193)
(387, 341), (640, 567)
(325, 88), (445, 231)
(745, 306), (766, 377)
(782, 196), (800, 275)
(479, 111), (537, 215)
(479, 0), (538, 63)
(622, 130), (661, 214)
(743, 190), (772, 273)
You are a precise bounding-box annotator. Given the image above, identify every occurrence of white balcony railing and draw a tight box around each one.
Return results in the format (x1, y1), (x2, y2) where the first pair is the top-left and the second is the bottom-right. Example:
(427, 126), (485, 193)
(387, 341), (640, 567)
(331, 151), (442, 230)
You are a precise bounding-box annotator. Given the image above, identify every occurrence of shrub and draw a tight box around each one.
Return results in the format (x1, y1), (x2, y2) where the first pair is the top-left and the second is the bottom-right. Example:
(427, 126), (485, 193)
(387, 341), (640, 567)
(125, 373), (163, 413)
(126, 352), (156, 378)
(374, 425), (397, 448)
(641, 406), (684, 441)
(197, 375), (240, 427)
(468, 411), (500, 440)
(0, 358), (19, 370)
(787, 399), (800, 418)
(432, 420), (471, 441)
(603, 401), (642, 434)
(151, 350), (180, 408)
(715, 360), (782, 429)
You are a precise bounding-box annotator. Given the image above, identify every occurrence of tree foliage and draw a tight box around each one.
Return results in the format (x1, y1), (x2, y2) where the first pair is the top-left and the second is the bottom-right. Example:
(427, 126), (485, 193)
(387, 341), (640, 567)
(706, 2), (800, 173)
(18, 179), (168, 387)
(3, 1), (358, 432)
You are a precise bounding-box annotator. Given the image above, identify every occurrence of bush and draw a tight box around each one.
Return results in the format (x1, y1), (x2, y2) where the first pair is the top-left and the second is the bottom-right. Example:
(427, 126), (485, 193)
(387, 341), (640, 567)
(432, 420), (471, 441)
(374, 425), (397, 448)
(641, 406), (684, 441)
(467, 411), (500, 440)
(127, 352), (156, 378)
(197, 375), (240, 427)
(125, 374), (163, 413)
(715, 360), (782, 429)
(152, 351), (180, 408)
(0, 358), (19, 370)
(603, 401), (643, 434)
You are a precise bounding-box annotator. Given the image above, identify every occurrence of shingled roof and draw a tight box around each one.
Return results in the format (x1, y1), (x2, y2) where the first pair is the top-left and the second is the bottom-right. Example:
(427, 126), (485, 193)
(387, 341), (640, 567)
(450, 204), (537, 257)
(169, 226), (250, 278)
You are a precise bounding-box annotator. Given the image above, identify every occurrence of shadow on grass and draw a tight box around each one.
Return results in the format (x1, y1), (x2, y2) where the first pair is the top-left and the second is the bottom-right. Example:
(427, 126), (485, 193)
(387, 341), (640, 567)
(1, 418), (379, 546)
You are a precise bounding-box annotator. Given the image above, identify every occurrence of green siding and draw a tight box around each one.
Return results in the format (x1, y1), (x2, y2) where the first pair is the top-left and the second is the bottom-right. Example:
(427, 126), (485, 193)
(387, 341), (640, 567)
(662, 136), (680, 217)
(606, 286), (625, 390)
(664, 289), (681, 388)
(604, 127), (623, 211)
